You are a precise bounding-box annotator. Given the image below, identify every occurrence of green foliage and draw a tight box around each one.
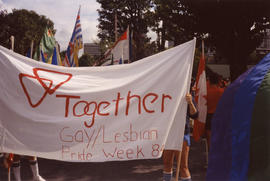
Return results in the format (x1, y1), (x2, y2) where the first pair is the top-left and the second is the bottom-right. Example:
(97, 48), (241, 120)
(151, 0), (199, 51)
(181, 0), (270, 80)
(79, 54), (96, 67)
(97, 0), (154, 61)
(0, 9), (54, 55)
(0, 9), (9, 46)
(97, 0), (270, 80)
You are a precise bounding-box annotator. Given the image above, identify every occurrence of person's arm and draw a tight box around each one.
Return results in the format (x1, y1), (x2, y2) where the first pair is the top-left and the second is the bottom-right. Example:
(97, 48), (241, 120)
(186, 93), (198, 117)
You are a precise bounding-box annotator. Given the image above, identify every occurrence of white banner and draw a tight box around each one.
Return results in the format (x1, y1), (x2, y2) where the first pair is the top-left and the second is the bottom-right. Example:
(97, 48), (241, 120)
(0, 39), (196, 162)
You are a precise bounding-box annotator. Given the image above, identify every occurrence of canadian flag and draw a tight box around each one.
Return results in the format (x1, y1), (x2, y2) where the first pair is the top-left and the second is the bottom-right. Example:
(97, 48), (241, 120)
(102, 27), (130, 65)
(193, 42), (207, 141)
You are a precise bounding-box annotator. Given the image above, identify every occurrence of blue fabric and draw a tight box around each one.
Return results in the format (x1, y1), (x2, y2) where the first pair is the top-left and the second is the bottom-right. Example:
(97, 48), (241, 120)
(26, 49), (31, 58)
(183, 134), (191, 146)
(51, 47), (58, 65)
(206, 68), (252, 181)
(40, 50), (46, 63)
(229, 53), (270, 181)
(206, 53), (270, 181)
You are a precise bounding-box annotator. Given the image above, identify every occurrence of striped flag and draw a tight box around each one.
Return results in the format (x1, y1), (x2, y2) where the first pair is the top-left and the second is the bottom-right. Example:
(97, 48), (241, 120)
(49, 43), (62, 66)
(193, 41), (207, 141)
(64, 7), (83, 67)
(33, 27), (56, 63)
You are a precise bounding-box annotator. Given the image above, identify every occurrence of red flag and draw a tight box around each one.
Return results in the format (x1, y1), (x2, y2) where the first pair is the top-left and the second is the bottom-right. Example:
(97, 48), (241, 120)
(193, 45), (207, 141)
(101, 27), (130, 65)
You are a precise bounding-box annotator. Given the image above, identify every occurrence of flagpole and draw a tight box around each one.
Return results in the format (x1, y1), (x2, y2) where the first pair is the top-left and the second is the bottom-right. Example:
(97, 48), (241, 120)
(10, 36), (14, 51)
(111, 54), (114, 65)
(202, 39), (205, 59)
(114, 12), (118, 42)
(30, 40), (34, 59)
(39, 43), (42, 62)
(176, 38), (196, 181)
(7, 158), (11, 181)
(4, 153), (13, 181)
(8, 35), (14, 181)
(127, 25), (130, 64)
(201, 38), (209, 165)
(175, 151), (182, 181)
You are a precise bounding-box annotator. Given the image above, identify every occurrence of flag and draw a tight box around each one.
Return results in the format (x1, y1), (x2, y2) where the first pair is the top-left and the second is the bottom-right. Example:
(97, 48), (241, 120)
(206, 53), (270, 181)
(101, 27), (130, 66)
(193, 43), (207, 141)
(34, 27), (56, 63)
(48, 43), (62, 66)
(0, 38), (196, 162)
(49, 47), (62, 66)
(64, 7), (83, 67)
(26, 49), (31, 58)
(40, 50), (46, 63)
(62, 53), (70, 67)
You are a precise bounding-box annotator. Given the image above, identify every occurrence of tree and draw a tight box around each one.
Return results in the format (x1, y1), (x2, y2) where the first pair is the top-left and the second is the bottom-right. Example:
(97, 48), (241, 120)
(0, 9), (54, 55)
(0, 9), (9, 46)
(79, 54), (97, 67)
(151, 0), (199, 51)
(182, 0), (270, 80)
(96, 0), (154, 61)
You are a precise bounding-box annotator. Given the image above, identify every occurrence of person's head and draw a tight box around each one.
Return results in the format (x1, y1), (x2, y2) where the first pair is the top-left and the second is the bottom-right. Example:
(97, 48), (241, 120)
(208, 73), (219, 85)
(205, 66), (220, 85)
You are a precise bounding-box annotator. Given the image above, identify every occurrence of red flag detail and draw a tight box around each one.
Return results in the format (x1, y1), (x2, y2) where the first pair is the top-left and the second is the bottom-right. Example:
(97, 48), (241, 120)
(193, 55), (207, 141)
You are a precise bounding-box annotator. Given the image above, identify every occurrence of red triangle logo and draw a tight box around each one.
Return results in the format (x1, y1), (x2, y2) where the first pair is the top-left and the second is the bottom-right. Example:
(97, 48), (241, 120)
(19, 68), (72, 108)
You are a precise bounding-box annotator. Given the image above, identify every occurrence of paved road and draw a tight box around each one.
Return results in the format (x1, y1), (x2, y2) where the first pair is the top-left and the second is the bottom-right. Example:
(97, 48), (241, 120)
(0, 139), (207, 181)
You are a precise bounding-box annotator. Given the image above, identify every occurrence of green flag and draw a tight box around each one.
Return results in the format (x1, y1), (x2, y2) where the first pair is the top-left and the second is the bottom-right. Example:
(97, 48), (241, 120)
(34, 27), (56, 62)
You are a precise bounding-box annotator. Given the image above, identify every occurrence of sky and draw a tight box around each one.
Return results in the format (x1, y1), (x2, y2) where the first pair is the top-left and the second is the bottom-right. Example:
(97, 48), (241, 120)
(0, 0), (100, 51)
